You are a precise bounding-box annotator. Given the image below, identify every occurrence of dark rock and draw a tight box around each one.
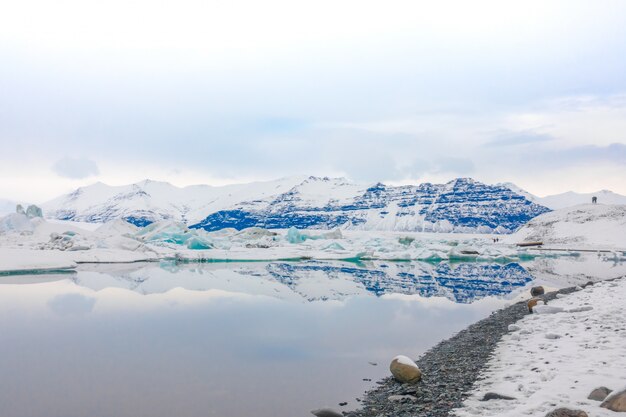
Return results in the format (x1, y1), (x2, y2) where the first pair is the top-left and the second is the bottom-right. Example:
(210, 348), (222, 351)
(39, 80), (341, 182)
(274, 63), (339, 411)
(481, 392), (516, 401)
(311, 408), (343, 417)
(601, 388), (626, 412)
(389, 356), (422, 383)
(531, 286), (545, 296)
(528, 297), (543, 313)
(545, 408), (588, 417)
(588, 386), (612, 401)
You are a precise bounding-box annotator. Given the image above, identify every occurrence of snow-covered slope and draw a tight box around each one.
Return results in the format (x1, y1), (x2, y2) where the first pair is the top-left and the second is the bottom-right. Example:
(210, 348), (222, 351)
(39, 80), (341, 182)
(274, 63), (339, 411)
(507, 204), (626, 249)
(538, 190), (626, 209)
(499, 184), (626, 210)
(498, 183), (538, 203)
(42, 177), (550, 234)
(455, 278), (626, 417)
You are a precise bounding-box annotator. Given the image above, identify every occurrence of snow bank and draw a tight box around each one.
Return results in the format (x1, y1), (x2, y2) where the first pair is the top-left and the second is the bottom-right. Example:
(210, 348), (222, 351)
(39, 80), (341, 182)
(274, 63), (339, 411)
(0, 249), (77, 272)
(0, 213), (35, 233)
(507, 204), (626, 249)
(454, 277), (626, 417)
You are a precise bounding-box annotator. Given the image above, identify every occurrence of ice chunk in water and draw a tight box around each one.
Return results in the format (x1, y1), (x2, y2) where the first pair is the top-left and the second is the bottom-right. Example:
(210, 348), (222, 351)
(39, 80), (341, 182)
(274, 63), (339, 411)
(286, 227), (307, 244)
(135, 220), (216, 250)
(136, 221), (195, 245)
(25, 205), (43, 218)
(286, 227), (343, 244)
(186, 236), (214, 250)
(234, 227), (278, 240)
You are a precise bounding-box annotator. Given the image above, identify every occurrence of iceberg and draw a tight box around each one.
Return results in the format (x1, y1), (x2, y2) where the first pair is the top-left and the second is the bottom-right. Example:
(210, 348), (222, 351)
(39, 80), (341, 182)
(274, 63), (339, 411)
(0, 213), (34, 234)
(25, 205), (43, 218)
(133, 220), (218, 250)
(286, 227), (307, 243)
(186, 236), (214, 250)
(285, 227), (343, 244)
(136, 221), (195, 245)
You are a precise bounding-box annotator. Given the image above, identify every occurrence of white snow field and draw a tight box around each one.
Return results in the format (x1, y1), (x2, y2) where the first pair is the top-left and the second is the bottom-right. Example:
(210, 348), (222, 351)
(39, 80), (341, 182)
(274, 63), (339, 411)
(454, 277), (626, 417)
(499, 184), (626, 210)
(507, 204), (626, 249)
(537, 190), (626, 210)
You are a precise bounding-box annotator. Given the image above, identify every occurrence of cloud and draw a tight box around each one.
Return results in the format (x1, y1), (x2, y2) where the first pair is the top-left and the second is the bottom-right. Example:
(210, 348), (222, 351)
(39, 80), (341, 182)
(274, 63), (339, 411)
(52, 157), (100, 179)
(435, 157), (475, 174)
(556, 142), (626, 165)
(251, 117), (308, 134)
(484, 130), (554, 147)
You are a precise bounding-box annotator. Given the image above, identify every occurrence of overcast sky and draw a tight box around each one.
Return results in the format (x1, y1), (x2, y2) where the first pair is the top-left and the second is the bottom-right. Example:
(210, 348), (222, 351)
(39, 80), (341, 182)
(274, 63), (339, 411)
(2, 0), (626, 202)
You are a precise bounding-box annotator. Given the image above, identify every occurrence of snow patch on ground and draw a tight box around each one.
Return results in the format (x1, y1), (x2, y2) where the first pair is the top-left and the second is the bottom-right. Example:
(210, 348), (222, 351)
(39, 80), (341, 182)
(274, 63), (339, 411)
(507, 204), (626, 249)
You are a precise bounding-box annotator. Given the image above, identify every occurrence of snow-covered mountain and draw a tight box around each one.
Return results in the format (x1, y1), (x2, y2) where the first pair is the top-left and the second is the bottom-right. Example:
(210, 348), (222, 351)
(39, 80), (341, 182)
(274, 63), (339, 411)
(537, 190), (626, 209)
(42, 177), (309, 226)
(42, 176), (550, 233)
(498, 183), (626, 210)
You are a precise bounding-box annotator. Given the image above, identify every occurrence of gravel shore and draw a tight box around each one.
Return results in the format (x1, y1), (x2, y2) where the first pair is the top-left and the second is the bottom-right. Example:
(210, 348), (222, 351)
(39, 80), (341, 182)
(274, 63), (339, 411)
(348, 287), (578, 417)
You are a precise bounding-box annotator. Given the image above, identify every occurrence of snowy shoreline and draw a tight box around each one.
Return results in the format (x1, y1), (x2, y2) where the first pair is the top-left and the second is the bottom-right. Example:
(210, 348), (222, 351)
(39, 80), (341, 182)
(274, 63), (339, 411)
(349, 277), (626, 417)
(455, 276), (626, 417)
(1, 245), (622, 275)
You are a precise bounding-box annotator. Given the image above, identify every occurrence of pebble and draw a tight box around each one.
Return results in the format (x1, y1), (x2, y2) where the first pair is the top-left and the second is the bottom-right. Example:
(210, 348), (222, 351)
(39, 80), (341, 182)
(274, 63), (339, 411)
(545, 408), (588, 417)
(588, 386), (612, 401)
(311, 408), (343, 417)
(481, 392), (516, 401)
(601, 388), (626, 412)
(388, 395), (417, 402)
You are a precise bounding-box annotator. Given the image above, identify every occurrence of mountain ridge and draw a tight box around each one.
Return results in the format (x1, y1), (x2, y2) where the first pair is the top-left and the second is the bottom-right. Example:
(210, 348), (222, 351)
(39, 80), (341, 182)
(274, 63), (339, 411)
(41, 176), (551, 234)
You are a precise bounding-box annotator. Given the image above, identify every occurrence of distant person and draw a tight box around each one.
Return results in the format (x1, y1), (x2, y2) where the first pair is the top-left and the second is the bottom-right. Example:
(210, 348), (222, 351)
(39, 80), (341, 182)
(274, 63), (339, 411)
(592, 196), (597, 204)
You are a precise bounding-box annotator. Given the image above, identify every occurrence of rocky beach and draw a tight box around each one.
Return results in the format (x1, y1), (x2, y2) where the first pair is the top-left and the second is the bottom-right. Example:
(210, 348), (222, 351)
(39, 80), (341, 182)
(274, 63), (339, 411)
(339, 278), (625, 417)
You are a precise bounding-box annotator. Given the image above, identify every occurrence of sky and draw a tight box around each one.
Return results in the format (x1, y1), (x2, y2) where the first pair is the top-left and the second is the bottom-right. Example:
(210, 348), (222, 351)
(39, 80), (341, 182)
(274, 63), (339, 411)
(1, 0), (626, 203)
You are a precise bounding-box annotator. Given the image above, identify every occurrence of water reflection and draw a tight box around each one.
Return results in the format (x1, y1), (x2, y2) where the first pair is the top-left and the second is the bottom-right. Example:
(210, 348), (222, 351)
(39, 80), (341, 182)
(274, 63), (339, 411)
(0, 261), (514, 417)
(64, 260), (533, 303)
(265, 261), (533, 303)
(2, 257), (622, 417)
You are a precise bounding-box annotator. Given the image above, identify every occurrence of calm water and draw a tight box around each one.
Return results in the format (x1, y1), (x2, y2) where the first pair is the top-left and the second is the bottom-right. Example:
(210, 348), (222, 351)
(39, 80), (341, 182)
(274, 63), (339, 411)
(0, 257), (622, 417)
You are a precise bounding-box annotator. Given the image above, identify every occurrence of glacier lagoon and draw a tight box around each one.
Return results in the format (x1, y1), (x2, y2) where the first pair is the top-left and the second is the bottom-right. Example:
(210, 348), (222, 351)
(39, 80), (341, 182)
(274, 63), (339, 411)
(0, 256), (624, 417)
